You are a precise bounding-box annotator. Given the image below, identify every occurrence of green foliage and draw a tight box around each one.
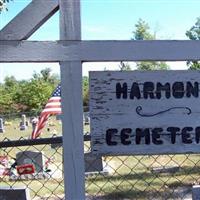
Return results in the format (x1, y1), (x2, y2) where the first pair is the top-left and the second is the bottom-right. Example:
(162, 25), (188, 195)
(0, 0), (11, 12)
(186, 17), (200, 40)
(137, 61), (169, 70)
(32, 68), (60, 85)
(132, 18), (155, 40)
(187, 61), (200, 70)
(0, 67), (90, 115)
(118, 62), (132, 71)
(15, 80), (54, 112)
(0, 68), (59, 115)
(132, 19), (169, 70)
(83, 76), (89, 109)
(186, 17), (200, 69)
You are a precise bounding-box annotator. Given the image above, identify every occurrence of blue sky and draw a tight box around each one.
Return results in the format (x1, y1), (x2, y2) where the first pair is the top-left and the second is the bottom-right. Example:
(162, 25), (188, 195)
(0, 0), (200, 82)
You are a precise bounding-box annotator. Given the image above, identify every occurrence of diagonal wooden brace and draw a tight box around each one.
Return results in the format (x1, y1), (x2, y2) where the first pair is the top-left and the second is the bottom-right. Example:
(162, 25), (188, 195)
(0, 0), (59, 40)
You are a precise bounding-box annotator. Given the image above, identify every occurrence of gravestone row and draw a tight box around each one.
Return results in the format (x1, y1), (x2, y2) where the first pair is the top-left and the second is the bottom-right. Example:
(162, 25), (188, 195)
(7, 150), (110, 181)
(0, 115), (37, 133)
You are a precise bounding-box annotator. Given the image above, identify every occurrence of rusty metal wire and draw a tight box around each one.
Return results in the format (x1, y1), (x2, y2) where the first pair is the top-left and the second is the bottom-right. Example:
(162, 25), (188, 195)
(0, 135), (199, 199)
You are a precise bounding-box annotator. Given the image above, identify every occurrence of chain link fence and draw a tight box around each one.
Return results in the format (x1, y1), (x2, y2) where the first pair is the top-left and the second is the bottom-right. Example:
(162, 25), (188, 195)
(0, 113), (199, 199)
(1, 135), (200, 199)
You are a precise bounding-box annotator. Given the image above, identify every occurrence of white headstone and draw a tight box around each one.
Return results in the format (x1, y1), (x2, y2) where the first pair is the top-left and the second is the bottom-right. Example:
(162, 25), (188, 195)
(0, 118), (4, 133)
(20, 114), (28, 130)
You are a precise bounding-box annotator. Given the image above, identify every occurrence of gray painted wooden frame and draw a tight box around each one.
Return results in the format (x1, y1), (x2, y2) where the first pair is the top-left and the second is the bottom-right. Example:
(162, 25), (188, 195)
(0, 0), (59, 40)
(0, 0), (85, 199)
(1, 0), (200, 199)
(59, 0), (85, 199)
(1, 40), (200, 62)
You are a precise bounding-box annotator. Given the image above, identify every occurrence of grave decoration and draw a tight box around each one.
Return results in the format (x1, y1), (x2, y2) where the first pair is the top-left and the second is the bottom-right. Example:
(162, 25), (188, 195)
(0, 155), (9, 176)
(17, 164), (35, 175)
(90, 71), (200, 155)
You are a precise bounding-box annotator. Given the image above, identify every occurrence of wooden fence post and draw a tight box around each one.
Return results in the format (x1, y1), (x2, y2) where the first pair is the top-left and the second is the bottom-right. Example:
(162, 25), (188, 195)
(59, 0), (85, 199)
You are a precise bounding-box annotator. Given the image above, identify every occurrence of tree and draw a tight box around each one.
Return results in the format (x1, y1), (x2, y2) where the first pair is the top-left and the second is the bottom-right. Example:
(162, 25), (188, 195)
(132, 18), (155, 40)
(132, 19), (169, 70)
(186, 17), (200, 69)
(32, 68), (60, 85)
(82, 76), (89, 110)
(14, 79), (54, 112)
(0, 0), (11, 12)
(137, 61), (169, 71)
(118, 62), (132, 71)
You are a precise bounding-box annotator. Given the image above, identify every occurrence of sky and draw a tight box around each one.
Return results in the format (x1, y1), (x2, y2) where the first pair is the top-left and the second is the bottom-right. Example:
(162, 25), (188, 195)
(0, 0), (200, 82)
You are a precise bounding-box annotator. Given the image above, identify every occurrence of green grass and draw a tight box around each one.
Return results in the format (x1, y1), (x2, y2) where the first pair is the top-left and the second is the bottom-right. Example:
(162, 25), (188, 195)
(1, 118), (200, 199)
(86, 155), (200, 199)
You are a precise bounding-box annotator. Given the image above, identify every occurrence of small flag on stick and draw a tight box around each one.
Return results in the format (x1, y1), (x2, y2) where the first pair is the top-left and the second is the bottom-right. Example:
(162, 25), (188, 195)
(31, 84), (61, 139)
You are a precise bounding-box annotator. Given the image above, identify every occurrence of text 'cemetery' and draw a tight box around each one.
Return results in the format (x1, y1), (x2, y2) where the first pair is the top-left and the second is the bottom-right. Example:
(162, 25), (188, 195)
(90, 71), (200, 155)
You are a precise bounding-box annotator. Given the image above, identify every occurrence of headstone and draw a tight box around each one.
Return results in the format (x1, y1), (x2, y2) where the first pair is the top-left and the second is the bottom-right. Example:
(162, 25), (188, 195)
(31, 117), (38, 132)
(85, 153), (103, 173)
(0, 118), (5, 133)
(151, 166), (180, 173)
(192, 185), (200, 200)
(16, 151), (44, 174)
(20, 114), (28, 130)
(51, 143), (62, 149)
(0, 187), (31, 200)
(84, 112), (90, 125)
(84, 153), (111, 177)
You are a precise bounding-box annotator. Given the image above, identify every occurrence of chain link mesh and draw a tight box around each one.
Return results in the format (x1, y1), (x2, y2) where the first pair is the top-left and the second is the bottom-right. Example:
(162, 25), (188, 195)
(0, 135), (199, 199)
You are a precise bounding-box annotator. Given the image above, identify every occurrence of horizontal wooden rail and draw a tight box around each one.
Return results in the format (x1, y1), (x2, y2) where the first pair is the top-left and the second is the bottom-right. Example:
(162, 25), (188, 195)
(1, 40), (200, 62)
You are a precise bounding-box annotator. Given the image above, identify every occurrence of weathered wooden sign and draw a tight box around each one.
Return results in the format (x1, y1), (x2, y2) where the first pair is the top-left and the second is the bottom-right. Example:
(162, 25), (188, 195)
(90, 71), (200, 155)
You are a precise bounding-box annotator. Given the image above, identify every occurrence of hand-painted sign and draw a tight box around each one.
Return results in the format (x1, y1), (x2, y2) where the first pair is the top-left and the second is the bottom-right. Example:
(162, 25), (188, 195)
(90, 71), (200, 155)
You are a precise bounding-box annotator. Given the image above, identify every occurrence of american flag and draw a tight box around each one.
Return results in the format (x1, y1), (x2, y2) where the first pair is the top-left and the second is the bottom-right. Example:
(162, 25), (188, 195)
(31, 84), (62, 139)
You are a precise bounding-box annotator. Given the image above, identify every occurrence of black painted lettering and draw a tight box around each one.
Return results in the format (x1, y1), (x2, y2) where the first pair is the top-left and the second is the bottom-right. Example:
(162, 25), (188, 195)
(130, 82), (141, 99)
(143, 82), (154, 99)
(186, 82), (199, 98)
(106, 129), (118, 146)
(116, 82), (127, 99)
(152, 128), (163, 145)
(195, 127), (200, 143)
(136, 128), (150, 144)
(156, 82), (170, 99)
(182, 127), (193, 144)
(172, 82), (184, 98)
(167, 127), (180, 144)
(121, 128), (132, 145)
